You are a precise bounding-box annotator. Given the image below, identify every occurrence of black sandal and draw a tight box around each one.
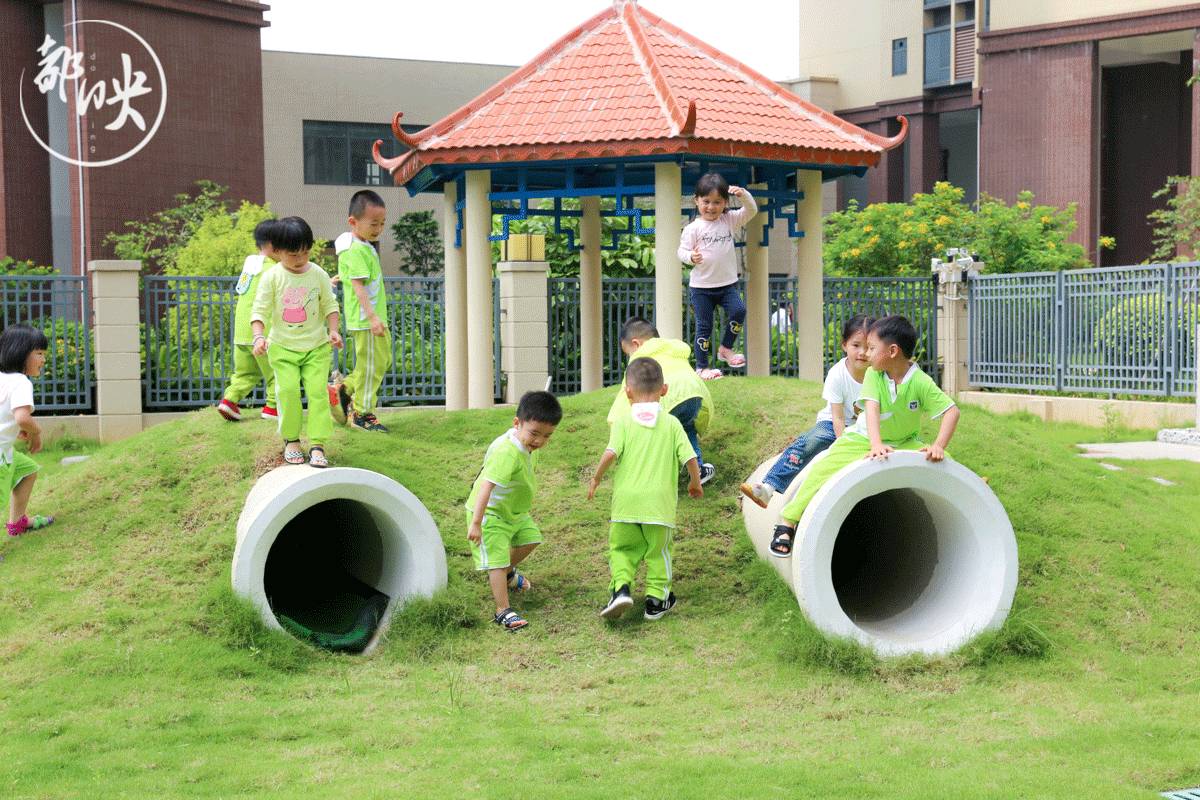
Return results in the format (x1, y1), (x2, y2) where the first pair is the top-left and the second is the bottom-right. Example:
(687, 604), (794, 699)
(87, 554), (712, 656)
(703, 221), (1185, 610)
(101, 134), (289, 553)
(282, 440), (305, 465)
(493, 607), (528, 632)
(769, 524), (795, 558)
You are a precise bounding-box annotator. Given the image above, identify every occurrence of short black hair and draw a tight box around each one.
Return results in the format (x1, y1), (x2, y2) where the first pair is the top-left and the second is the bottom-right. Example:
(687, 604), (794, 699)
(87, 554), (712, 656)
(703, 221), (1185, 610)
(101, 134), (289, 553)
(516, 390), (562, 425)
(252, 218), (278, 249)
(870, 315), (918, 358)
(349, 190), (386, 219)
(693, 172), (729, 200)
(841, 313), (874, 343)
(626, 358), (664, 395)
(269, 216), (315, 253)
(0, 324), (49, 373)
(619, 317), (658, 344)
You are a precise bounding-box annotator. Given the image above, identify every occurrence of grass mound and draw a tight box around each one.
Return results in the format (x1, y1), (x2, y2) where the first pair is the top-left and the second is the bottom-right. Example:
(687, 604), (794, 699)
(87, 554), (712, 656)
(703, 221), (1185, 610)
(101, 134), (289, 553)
(0, 378), (1197, 798)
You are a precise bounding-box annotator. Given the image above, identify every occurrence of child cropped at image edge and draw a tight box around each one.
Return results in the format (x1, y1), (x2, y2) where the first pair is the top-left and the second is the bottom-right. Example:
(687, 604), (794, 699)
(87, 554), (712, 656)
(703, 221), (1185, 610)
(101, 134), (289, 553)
(466, 391), (562, 633)
(590, 358), (702, 621)
(607, 317), (716, 484)
(771, 315), (960, 556)
(218, 218), (279, 423)
(251, 216), (343, 468)
(0, 325), (54, 536)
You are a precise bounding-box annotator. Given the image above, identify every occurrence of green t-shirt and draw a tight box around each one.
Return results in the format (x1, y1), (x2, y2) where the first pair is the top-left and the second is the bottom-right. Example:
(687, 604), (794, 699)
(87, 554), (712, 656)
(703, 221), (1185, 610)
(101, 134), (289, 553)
(337, 238), (387, 330)
(465, 431), (537, 521)
(606, 405), (696, 528)
(250, 264), (339, 352)
(233, 253), (275, 346)
(849, 364), (955, 444)
(606, 338), (712, 434)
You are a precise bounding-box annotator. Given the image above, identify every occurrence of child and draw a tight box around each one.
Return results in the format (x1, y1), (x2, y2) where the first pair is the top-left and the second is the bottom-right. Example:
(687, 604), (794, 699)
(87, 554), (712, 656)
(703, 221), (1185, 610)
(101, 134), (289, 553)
(739, 314), (873, 515)
(677, 173), (758, 380)
(589, 358), (703, 621)
(218, 218), (279, 422)
(251, 216), (343, 468)
(0, 325), (53, 536)
(607, 317), (716, 484)
(770, 315), (960, 557)
(466, 390), (562, 632)
(336, 190), (391, 433)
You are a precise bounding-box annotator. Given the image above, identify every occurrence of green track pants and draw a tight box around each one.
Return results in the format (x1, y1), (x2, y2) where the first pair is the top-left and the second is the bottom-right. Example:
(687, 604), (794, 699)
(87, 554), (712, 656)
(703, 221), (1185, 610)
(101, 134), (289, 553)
(608, 521), (674, 600)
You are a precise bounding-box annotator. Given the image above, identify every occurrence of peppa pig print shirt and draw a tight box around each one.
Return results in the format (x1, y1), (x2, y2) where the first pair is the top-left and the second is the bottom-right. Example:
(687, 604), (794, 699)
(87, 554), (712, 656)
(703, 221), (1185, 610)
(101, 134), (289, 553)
(250, 263), (338, 352)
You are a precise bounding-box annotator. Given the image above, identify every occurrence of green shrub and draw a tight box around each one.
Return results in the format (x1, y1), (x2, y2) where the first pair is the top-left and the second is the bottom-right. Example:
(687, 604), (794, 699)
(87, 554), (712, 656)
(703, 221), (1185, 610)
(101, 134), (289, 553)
(1147, 175), (1200, 263)
(391, 210), (441, 275)
(104, 180), (229, 273)
(0, 255), (57, 275)
(1093, 294), (1199, 365)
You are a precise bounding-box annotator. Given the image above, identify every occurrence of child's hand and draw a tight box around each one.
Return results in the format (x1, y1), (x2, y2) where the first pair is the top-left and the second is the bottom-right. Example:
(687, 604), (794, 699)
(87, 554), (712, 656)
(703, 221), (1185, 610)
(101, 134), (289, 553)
(587, 476), (600, 500)
(728, 185), (745, 197)
(26, 432), (42, 455)
(370, 318), (387, 337)
(252, 337), (268, 356)
(329, 330), (344, 349)
(467, 522), (482, 544)
(921, 444), (945, 462)
(690, 249), (703, 265)
(867, 443), (894, 461)
(688, 479), (703, 498)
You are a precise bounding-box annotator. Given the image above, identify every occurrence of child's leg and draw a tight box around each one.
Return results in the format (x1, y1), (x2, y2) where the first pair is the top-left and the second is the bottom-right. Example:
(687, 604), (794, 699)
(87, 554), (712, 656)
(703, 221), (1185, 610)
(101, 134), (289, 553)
(506, 515), (542, 587)
(641, 524), (674, 600)
(255, 349), (276, 409)
(689, 286), (718, 369)
(669, 398), (703, 464)
(299, 344), (334, 447)
(356, 331), (393, 416)
(342, 330), (367, 407)
(268, 344), (303, 441)
(779, 435), (871, 526)
(761, 421), (837, 493)
(223, 345), (264, 404)
(486, 567), (515, 614)
(716, 283), (746, 352)
(9, 471), (36, 524)
(608, 522), (648, 591)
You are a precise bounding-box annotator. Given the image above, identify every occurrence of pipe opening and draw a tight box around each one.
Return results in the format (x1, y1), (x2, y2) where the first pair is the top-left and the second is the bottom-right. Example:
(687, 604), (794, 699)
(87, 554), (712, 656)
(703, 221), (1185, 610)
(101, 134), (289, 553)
(263, 498), (391, 653)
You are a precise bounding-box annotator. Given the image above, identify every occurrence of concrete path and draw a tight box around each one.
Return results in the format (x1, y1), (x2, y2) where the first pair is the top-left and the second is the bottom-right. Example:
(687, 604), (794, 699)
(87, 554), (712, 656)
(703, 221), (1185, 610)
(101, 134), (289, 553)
(1077, 441), (1200, 463)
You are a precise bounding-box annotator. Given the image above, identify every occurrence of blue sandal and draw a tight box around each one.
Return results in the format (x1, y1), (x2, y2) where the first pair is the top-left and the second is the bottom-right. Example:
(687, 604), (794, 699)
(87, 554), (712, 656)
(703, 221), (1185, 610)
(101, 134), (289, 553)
(507, 569), (532, 592)
(494, 607), (528, 632)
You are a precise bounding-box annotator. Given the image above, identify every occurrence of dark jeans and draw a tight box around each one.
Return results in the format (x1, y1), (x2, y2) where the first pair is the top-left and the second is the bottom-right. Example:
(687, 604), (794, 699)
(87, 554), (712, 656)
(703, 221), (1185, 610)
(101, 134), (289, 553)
(762, 420), (836, 493)
(670, 396), (703, 465)
(689, 282), (746, 368)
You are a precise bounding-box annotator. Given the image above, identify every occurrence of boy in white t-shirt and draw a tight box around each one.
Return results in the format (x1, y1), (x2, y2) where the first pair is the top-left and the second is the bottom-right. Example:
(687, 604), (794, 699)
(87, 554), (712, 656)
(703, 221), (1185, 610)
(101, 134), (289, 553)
(739, 315), (873, 514)
(0, 325), (54, 536)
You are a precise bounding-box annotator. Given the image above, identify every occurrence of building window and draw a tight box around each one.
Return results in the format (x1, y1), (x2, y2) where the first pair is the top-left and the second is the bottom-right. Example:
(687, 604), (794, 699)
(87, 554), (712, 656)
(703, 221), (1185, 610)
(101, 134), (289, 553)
(302, 120), (423, 186)
(892, 38), (908, 75)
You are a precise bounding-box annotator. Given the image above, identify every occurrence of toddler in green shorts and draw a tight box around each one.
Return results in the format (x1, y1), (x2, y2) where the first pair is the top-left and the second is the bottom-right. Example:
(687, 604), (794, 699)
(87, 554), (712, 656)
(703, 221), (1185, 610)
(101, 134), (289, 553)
(218, 218), (279, 423)
(588, 358), (702, 621)
(0, 325), (55, 536)
(466, 391), (562, 632)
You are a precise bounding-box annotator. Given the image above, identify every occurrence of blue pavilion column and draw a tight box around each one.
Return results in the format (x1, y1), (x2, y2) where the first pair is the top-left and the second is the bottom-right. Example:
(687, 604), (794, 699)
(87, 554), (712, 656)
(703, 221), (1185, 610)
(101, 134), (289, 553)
(796, 169), (824, 382)
(443, 179), (467, 411)
(654, 162), (683, 340)
(465, 169), (494, 408)
(580, 196), (603, 392)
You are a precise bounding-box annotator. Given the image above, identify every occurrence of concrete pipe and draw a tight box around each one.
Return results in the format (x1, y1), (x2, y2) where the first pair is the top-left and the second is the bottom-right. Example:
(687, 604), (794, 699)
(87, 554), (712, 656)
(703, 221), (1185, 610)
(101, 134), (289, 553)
(742, 450), (1017, 657)
(232, 466), (447, 654)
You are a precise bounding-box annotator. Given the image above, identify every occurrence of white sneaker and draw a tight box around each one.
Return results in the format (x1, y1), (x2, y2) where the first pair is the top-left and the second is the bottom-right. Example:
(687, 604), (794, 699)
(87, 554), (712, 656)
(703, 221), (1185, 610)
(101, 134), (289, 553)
(699, 463), (716, 485)
(738, 482), (774, 508)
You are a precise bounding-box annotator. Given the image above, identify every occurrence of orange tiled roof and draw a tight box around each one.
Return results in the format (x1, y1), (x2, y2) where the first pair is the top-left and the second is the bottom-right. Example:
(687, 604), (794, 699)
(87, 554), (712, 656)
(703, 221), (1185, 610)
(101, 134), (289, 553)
(374, 0), (906, 186)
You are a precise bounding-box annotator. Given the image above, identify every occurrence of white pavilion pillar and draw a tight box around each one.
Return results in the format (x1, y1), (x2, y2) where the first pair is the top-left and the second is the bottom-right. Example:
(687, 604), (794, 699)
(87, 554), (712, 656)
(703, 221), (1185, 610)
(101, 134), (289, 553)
(654, 162), (683, 340)
(580, 196), (603, 392)
(465, 169), (494, 408)
(442, 180), (467, 410)
(744, 183), (770, 377)
(796, 169), (825, 382)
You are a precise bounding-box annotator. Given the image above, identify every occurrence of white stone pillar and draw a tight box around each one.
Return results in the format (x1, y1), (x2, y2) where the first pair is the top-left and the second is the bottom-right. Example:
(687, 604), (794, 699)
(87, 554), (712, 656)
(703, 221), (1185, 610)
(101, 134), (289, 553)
(442, 180), (467, 410)
(464, 170), (494, 409)
(499, 261), (550, 403)
(654, 162), (683, 340)
(88, 260), (143, 442)
(744, 184), (770, 377)
(795, 169), (825, 383)
(937, 279), (971, 397)
(579, 197), (603, 392)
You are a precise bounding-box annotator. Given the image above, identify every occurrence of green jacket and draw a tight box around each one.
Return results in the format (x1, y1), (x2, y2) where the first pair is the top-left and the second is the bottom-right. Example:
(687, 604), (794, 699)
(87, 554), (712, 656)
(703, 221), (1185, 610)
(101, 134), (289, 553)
(606, 337), (712, 434)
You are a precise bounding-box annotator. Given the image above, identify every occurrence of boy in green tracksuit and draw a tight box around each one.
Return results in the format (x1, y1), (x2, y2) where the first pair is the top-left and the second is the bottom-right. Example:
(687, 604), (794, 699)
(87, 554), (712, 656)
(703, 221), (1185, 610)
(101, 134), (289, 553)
(218, 218), (278, 422)
(589, 358), (703, 621)
(336, 190), (391, 433)
(607, 317), (716, 484)
(771, 315), (960, 554)
(251, 216), (343, 468)
(466, 391), (562, 633)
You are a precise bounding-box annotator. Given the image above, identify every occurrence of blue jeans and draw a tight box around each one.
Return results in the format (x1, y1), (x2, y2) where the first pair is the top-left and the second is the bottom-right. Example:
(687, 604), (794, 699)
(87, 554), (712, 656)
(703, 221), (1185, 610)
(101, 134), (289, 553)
(670, 396), (703, 464)
(762, 420), (836, 493)
(689, 282), (746, 368)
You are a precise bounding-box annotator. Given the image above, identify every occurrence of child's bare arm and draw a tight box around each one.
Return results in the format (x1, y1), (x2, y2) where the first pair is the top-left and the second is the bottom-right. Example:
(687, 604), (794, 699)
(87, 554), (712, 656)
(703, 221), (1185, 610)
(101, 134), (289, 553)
(587, 449), (617, 499)
(326, 312), (343, 349)
(865, 400), (894, 460)
(350, 278), (386, 336)
(830, 403), (846, 438)
(13, 406), (40, 454)
(468, 481), (495, 543)
(684, 457), (702, 498)
(922, 406), (959, 462)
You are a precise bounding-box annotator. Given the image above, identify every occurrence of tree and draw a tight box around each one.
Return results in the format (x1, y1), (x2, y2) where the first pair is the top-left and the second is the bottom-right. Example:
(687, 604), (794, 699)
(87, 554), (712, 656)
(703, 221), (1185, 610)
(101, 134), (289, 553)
(103, 180), (228, 273)
(390, 210), (442, 275)
(1147, 176), (1200, 263)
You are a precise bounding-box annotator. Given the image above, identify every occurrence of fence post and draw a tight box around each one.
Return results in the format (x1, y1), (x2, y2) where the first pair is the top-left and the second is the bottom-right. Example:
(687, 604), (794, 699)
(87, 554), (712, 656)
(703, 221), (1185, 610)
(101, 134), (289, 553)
(88, 260), (143, 442)
(937, 276), (970, 396)
(498, 260), (550, 404)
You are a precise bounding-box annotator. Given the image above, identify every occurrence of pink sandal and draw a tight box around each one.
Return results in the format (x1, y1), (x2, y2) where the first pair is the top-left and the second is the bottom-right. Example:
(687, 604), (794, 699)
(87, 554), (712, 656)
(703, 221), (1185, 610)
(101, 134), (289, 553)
(696, 367), (723, 381)
(7, 514), (54, 537)
(718, 350), (746, 368)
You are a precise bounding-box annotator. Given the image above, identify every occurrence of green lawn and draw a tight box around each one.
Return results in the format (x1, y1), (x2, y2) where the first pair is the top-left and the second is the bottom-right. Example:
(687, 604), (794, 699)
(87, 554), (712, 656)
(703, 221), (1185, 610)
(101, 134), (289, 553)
(1, 378), (1197, 799)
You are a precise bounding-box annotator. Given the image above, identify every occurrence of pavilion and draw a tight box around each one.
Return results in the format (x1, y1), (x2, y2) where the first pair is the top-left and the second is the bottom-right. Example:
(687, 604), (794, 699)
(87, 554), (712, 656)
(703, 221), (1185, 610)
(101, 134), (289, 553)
(373, 0), (905, 409)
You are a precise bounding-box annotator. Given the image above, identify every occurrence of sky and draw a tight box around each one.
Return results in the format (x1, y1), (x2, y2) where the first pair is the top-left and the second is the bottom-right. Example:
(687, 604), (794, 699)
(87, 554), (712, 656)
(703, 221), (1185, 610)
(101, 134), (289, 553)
(259, 0), (801, 81)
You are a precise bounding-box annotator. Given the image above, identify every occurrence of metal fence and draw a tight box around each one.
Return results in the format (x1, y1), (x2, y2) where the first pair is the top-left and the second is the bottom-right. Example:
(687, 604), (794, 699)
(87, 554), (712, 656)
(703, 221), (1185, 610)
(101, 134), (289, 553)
(143, 274), (501, 410)
(0, 275), (93, 412)
(823, 276), (939, 382)
(968, 262), (1200, 397)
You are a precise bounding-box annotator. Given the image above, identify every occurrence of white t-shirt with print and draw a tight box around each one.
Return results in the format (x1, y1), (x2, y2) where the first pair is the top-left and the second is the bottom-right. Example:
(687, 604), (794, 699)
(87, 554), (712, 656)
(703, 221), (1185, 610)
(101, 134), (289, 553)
(0, 372), (34, 463)
(815, 358), (864, 427)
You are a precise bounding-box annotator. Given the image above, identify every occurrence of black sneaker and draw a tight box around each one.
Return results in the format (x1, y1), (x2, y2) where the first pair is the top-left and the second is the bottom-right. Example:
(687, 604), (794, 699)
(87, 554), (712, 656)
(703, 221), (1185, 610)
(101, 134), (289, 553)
(644, 592), (677, 620)
(337, 384), (352, 419)
(351, 412), (388, 433)
(600, 585), (633, 619)
(699, 462), (716, 485)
